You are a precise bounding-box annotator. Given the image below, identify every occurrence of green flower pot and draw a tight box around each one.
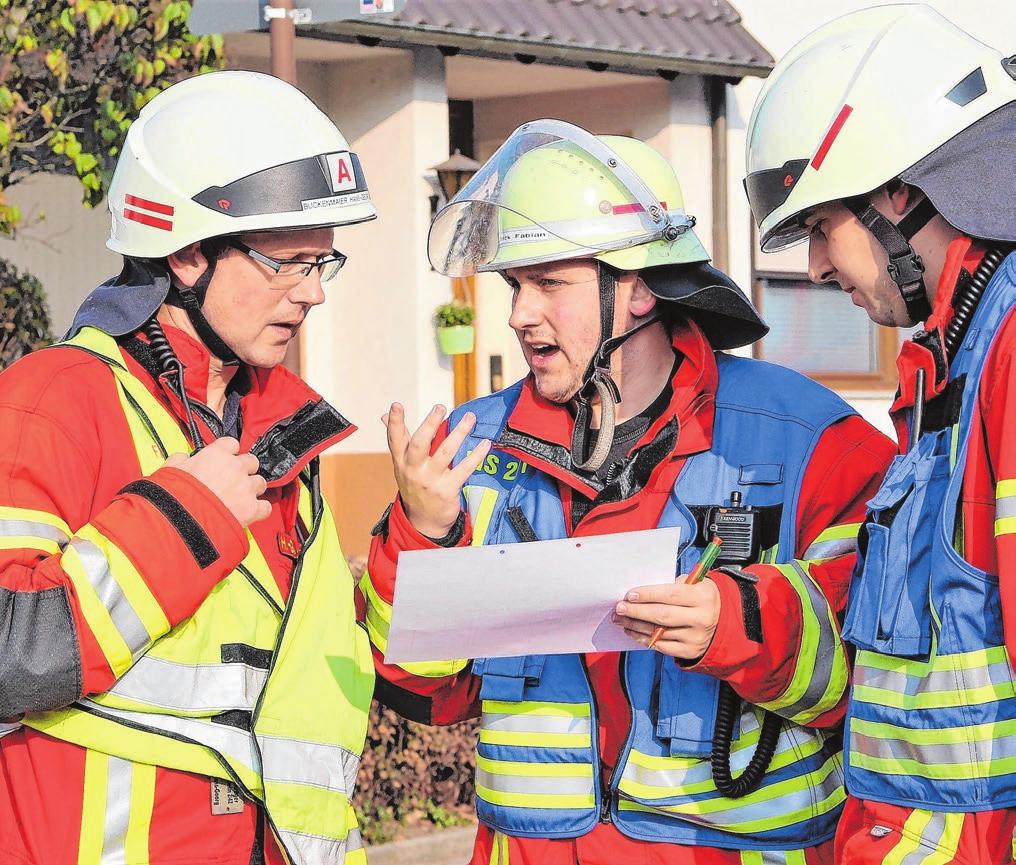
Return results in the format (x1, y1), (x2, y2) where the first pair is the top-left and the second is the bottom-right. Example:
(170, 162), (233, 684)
(437, 325), (475, 355)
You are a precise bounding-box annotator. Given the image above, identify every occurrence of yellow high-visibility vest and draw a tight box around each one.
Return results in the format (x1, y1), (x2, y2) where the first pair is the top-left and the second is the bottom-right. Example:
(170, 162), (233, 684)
(24, 327), (374, 865)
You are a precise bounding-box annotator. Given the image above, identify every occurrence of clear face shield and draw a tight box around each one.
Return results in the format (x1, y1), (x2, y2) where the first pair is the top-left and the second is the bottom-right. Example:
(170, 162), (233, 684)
(427, 120), (696, 277)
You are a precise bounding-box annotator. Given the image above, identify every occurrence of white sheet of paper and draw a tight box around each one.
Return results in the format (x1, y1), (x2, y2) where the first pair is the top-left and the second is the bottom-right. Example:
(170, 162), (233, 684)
(384, 527), (681, 664)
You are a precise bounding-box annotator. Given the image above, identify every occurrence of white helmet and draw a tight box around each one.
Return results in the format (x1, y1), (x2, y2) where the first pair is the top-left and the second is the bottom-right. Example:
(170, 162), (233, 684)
(745, 4), (1016, 253)
(107, 70), (376, 258)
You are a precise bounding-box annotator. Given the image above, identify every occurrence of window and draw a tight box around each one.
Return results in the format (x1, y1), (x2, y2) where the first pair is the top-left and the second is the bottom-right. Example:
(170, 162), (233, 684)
(752, 272), (900, 391)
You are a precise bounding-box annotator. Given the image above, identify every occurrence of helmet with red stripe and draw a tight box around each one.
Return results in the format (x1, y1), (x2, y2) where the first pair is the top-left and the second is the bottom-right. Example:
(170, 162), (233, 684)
(107, 70), (376, 258)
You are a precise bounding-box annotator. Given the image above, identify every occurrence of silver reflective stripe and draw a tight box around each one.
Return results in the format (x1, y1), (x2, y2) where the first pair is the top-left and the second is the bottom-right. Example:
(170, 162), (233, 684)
(850, 727), (1016, 769)
(108, 655), (268, 712)
(475, 768), (594, 796)
(622, 719), (803, 791)
(802, 537), (855, 560)
(277, 828), (346, 865)
(71, 539), (150, 656)
(639, 750), (842, 830)
(900, 812), (947, 865)
(259, 735), (360, 795)
(0, 519), (69, 544)
(101, 756), (133, 865)
(481, 711), (592, 736)
(345, 825), (363, 853)
(80, 699), (259, 772)
(464, 486), (487, 522)
(997, 494), (1016, 520)
(0, 719), (22, 739)
(775, 561), (836, 719)
(855, 656), (1014, 696)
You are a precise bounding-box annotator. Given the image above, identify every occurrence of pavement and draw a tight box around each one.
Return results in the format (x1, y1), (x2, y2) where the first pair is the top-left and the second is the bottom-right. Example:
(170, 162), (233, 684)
(365, 825), (476, 865)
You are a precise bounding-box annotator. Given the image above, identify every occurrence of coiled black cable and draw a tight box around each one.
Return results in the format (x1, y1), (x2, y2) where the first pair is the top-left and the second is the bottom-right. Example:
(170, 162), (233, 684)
(711, 681), (783, 798)
(944, 246), (1010, 359)
(142, 318), (204, 451)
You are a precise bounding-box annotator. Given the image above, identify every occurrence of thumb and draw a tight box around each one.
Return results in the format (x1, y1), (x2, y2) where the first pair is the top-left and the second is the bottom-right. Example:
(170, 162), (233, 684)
(163, 452), (188, 469)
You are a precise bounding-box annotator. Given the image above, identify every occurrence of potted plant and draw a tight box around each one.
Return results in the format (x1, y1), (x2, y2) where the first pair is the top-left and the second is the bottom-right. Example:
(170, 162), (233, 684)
(434, 302), (475, 355)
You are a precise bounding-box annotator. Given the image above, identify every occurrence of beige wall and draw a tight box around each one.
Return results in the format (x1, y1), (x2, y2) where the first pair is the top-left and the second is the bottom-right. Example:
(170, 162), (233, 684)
(0, 174), (120, 336)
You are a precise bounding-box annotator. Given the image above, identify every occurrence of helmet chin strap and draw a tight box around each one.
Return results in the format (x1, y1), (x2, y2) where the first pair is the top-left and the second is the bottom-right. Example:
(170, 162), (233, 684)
(167, 241), (241, 367)
(843, 194), (938, 324)
(569, 264), (662, 473)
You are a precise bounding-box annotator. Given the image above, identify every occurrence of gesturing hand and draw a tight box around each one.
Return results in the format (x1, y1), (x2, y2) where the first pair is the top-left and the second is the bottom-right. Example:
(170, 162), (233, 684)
(382, 403), (491, 539)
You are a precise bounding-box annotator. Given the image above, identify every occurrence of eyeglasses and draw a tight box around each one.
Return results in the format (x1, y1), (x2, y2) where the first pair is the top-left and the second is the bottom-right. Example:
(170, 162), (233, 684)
(225, 239), (348, 288)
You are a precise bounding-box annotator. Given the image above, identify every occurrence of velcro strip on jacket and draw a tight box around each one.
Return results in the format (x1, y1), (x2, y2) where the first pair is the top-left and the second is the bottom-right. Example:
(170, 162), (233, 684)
(120, 480), (219, 569)
(252, 401), (351, 484)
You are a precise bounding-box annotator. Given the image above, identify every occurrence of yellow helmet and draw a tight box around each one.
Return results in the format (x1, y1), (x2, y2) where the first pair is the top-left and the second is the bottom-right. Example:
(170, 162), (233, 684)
(428, 120), (707, 276)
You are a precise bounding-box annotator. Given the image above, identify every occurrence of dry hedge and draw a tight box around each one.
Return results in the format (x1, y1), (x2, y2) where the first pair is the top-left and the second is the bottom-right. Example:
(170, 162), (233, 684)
(346, 556), (479, 845)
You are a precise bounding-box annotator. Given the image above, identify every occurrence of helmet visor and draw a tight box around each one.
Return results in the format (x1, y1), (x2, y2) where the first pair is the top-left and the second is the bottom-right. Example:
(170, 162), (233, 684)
(428, 120), (695, 276)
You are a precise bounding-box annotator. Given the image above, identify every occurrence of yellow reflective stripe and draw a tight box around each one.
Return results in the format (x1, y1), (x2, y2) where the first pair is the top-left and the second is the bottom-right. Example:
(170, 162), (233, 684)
(62, 525), (170, 675)
(852, 680), (1013, 711)
(0, 536), (61, 554)
(619, 730), (825, 799)
(482, 700), (589, 718)
(124, 762), (156, 865)
(464, 486), (499, 546)
(622, 752), (840, 816)
(77, 751), (155, 865)
(360, 569), (468, 677)
(76, 525), (169, 640)
(476, 754), (593, 778)
(757, 562), (847, 723)
(857, 645), (1008, 675)
(0, 506), (73, 555)
(619, 781), (845, 837)
(741, 851), (808, 865)
(358, 570), (391, 650)
(997, 477), (1016, 535)
(849, 748), (1016, 780)
(803, 522), (862, 560)
(63, 544), (134, 676)
(475, 782), (595, 810)
(479, 729), (591, 748)
(78, 750), (109, 865)
(488, 831), (509, 865)
(882, 810), (963, 865)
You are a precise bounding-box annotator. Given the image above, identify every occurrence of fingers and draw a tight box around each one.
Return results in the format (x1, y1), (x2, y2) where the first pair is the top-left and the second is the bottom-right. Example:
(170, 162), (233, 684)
(432, 412), (476, 467)
(405, 404), (447, 466)
(383, 403), (410, 462)
(451, 437), (492, 486)
(250, 498), (272, 524)
(164, 452), (188, 468)
(622, 581), (701, 607)
(212, 436), (240, 456)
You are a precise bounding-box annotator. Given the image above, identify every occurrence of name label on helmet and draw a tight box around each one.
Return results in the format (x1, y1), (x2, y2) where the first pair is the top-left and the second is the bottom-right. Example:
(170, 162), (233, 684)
(325, 152), (358, 193)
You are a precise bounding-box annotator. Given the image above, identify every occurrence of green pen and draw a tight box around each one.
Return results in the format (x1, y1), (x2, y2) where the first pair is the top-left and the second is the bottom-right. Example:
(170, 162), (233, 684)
(647, 535), (723, 649)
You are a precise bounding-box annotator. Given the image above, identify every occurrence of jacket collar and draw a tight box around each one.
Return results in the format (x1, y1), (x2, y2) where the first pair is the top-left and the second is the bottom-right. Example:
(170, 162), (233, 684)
(891, 235), (985, 419)
(495, 317), (718, 497)
(122, 323), (355, 488)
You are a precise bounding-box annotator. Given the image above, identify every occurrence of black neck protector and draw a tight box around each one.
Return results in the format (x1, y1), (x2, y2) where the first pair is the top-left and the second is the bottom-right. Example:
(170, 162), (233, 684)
(843, 194), (938, 323)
